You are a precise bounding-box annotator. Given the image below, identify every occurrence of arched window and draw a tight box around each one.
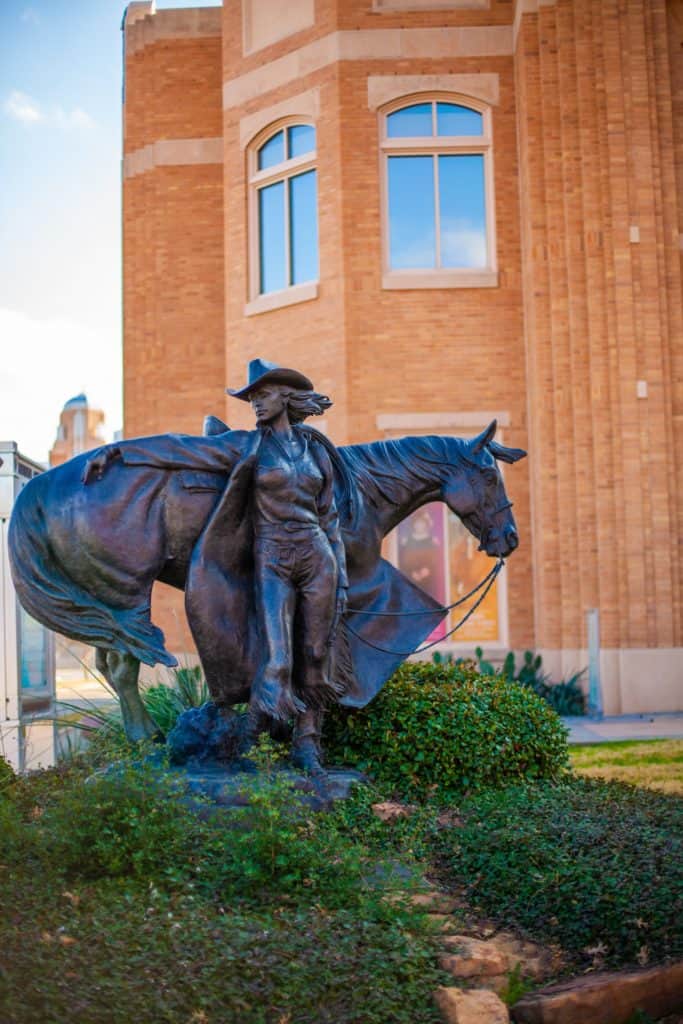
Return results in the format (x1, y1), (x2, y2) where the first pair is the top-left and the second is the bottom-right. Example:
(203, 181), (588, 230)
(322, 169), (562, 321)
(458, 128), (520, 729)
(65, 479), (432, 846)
(380, 96), (496, 288)
(248, 121), (319, 301)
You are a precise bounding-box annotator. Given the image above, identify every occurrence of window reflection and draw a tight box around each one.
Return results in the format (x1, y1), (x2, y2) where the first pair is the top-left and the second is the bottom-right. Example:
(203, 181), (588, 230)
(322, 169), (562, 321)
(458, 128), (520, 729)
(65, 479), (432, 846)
(384, 99), (490, 272)
(388, 156), (435, 269)
(259, 181), (286, 293)
(436, 103), (483, 136)
(258, 130), (285, 170)
(254, 123), (319, 295)
(290, 170), (318, 285)
(387, 102), (433, 138)
(288, 124), (316, 159)
(439, 155), (486, 268)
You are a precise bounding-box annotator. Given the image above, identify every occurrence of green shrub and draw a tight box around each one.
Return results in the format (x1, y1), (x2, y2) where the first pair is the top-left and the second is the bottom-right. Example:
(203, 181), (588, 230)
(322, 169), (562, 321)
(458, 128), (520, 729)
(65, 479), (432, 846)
(324, 663), (570, 798)
(435, 777), (683, 967)
(0, 754), (15, 792)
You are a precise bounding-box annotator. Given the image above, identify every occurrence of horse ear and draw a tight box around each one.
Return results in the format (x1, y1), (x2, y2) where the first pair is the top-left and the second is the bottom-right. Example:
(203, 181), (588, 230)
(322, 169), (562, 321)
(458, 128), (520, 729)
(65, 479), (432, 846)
(470, 419), (497, 454)
(203, 415), (230, 437)
(489, 440), (527, 464)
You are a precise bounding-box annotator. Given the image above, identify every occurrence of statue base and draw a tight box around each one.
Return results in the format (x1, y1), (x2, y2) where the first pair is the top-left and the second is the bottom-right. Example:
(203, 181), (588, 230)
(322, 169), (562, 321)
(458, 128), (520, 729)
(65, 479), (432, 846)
(170, 761), (367, 813)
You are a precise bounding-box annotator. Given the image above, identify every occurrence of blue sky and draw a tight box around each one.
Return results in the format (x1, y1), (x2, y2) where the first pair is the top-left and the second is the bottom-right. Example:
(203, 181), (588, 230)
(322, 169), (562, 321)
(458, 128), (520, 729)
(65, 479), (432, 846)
(0, 0), (220, 464)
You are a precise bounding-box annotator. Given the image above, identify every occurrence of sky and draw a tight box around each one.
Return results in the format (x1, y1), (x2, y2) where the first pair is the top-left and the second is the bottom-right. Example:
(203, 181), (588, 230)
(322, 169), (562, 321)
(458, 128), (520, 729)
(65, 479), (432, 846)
(1, 0), (221, 465)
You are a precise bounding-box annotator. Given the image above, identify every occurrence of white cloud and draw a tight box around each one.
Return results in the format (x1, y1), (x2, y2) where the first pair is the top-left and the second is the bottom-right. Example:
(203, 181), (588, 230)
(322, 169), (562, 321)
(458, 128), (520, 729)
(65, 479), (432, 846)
(55, 106), (95, 130)
(3, 91), (95, 130)
(441, 223), (487, 268)
(21, 7), (41, 25)
(4, 90), (43, 123)
(0, 308), (121, 465)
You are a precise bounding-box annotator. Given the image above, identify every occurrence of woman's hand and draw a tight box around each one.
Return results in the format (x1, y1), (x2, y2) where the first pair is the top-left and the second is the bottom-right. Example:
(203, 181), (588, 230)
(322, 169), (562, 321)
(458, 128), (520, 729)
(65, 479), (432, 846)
(82, 445), (121, 484)
(336, 587), (348, 619)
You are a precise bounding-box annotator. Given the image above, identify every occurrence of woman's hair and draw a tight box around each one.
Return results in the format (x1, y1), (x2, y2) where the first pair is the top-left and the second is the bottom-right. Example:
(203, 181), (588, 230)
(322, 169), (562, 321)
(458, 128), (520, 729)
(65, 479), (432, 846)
(284, 388), (332, 424)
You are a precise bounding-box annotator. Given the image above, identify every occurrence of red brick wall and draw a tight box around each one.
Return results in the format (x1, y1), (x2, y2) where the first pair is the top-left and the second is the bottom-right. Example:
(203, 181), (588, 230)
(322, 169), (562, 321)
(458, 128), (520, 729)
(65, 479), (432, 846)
(123, 13), (225, 652)
(122, 0), (683, 681)
(515, 0), (683, 656)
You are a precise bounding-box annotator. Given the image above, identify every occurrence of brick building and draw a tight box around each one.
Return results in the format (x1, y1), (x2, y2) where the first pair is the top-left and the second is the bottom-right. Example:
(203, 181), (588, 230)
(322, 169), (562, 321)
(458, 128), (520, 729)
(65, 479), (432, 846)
(121, 0), (683, 713)
(49, 394), (106, 468)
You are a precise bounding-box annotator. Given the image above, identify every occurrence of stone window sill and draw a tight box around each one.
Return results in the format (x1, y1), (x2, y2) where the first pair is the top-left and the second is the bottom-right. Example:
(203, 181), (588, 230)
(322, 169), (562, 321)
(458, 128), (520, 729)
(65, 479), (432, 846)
(382, 269), (498, 290)
(244, 281), (318, 316)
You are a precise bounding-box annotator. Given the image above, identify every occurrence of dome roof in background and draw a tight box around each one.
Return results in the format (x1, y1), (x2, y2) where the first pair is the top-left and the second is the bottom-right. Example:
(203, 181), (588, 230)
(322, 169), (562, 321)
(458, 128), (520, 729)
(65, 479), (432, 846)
(63, 393), (88, 410)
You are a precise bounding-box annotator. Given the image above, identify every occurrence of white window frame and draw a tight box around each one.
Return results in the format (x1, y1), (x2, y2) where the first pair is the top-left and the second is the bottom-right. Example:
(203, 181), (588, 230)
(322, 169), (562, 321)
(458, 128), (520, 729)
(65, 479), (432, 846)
(246, 117), (319, 316)
(379, 93), (498, 290)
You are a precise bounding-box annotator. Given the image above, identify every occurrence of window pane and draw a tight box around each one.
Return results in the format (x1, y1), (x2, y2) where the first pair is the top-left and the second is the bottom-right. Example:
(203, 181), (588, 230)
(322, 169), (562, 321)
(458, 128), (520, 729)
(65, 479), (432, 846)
(438, 154), (487, 268)
(288, 124), (316, 159)
(388, 155), (436, 269)
(436, 103), (483, 136)
(259, 181), (286, 293)
(290, 169), (318, 285)
(258, 130), (284, 170)
(20, 608), (48, 690)
(387, 102), (433, 138)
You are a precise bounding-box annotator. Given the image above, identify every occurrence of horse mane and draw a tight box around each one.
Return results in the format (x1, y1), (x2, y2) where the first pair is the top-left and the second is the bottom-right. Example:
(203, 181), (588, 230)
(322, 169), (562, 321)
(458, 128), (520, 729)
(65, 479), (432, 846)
(340, 435), (465, 510)
(298, 424), (358, 526)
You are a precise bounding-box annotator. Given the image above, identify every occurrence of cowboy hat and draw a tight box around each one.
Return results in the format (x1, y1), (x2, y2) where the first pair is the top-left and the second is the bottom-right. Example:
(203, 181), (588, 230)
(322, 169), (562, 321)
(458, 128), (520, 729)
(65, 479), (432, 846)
(226, 358), (313, 401)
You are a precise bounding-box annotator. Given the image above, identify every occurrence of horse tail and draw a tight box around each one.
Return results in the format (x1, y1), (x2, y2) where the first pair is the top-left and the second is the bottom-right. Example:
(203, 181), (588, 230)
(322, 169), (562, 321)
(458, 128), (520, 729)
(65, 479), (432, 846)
(8, 481), (176, 668)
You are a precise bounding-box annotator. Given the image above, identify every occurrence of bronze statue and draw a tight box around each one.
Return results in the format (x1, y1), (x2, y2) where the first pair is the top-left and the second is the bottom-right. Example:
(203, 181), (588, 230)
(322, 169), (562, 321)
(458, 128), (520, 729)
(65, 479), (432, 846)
(9, 359), (526, 773)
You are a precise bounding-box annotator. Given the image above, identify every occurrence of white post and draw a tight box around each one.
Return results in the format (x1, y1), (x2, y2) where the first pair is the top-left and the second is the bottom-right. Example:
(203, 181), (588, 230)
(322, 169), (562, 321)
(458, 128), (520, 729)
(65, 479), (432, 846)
(586, 608), (603, 719)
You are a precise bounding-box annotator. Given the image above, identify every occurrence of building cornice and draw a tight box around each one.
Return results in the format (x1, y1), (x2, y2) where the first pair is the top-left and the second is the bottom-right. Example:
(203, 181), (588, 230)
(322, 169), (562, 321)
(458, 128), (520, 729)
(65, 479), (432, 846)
(125, 6), (222, 57)
(223, 26), (513, 109)
(512, 0), (557, 50)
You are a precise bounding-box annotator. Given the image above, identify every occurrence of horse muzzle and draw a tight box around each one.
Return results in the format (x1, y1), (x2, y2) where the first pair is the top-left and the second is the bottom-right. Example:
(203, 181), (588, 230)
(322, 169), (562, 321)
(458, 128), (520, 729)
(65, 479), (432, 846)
(482, 525), (519, 559)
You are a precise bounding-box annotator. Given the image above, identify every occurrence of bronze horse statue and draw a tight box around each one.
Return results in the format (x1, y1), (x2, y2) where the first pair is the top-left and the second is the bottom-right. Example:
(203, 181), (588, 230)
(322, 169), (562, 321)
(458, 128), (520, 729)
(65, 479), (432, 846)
(9, 420), (525, 744)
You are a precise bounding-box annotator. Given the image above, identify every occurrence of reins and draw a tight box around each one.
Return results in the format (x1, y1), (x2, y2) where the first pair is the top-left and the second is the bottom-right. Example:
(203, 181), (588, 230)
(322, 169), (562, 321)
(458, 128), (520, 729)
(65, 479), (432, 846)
(344, 557), (505, 657)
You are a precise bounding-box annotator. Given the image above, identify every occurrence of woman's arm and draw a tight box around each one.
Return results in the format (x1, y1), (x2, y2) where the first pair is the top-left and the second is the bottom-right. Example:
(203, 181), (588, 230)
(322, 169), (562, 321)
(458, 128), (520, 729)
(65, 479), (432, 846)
(315, 445), (349, 595)
(82, 431), (251, 484)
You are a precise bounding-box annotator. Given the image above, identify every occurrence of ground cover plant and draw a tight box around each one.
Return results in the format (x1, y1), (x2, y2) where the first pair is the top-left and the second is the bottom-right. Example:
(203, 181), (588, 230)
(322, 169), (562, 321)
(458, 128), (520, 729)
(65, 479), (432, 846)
(5, 666), (681, 1021)
(431, 777), (683, 969)
(0, 747), (446, 1024)
(570, 739), (683, 795)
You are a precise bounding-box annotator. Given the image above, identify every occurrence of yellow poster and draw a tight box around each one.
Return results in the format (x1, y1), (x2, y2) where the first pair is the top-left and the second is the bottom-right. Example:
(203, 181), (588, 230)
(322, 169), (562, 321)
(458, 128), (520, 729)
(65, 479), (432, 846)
(447, 510), (499, 642)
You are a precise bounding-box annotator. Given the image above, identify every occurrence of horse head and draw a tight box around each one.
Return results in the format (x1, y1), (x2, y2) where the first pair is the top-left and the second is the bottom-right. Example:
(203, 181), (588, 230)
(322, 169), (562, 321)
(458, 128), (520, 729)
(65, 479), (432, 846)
(441, 421), (526, 559)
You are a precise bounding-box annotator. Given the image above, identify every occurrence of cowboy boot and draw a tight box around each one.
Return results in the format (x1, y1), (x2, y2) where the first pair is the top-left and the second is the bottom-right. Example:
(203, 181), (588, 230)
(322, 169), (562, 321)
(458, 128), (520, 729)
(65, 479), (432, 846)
(291, 709), (326, 776)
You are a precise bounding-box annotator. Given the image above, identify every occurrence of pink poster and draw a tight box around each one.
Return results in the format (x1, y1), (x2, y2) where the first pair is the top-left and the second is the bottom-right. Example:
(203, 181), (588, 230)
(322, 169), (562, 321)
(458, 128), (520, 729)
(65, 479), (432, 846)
(396, 503), (447, 641)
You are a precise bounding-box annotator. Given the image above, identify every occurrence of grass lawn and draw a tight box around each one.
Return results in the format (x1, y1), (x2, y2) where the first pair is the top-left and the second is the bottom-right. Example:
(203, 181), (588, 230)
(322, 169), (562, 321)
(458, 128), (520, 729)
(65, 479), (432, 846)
(2, 667), (681, 1023)
(570, 739), (683, 795)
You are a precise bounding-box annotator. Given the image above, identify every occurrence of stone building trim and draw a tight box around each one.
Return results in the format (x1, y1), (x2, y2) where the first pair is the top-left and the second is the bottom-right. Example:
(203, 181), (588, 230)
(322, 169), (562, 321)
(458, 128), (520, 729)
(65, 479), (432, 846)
(123, 137), (223, 179)
(372, 0), (489, 9)
(244, 282), (319, 317)
(223, 26), (513, 109)
(239, 88), (320, 149)
(368, 73), (500, 110)
(124, 5), (222, 57)
(376, 411), (511, 431)
(242, 0), (315, 56)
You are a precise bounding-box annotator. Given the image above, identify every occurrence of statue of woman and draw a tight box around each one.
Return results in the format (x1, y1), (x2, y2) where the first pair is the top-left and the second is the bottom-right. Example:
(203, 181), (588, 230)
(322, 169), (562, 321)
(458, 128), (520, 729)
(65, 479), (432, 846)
(226, 360), (348, 767)
(83, 359), (349, 773)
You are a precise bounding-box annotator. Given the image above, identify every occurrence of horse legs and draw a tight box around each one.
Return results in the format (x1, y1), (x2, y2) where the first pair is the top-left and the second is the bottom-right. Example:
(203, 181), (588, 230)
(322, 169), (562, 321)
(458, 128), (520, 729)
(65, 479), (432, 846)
(95, 648), (161, 743)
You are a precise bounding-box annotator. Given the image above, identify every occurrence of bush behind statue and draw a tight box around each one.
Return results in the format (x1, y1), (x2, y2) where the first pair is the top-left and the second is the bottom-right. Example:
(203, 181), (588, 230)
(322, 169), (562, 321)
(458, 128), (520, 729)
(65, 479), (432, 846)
(324, 663), (569, 797)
